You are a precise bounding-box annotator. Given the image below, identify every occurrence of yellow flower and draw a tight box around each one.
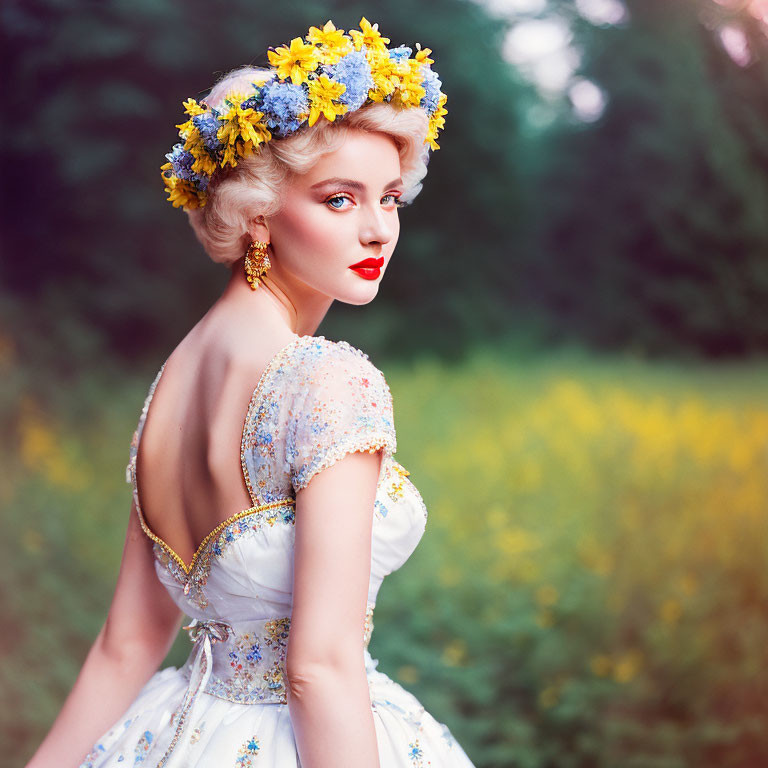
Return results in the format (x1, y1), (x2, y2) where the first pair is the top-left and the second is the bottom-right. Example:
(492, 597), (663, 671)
(612, 650), (643, 683)
(659, 598), (682, 624)
(306, 20), (353, 65)
(267, 37), (319, 85)
(161, 164), (204, 210)
(590, 654), (612, 677)
(173, 99), (207, 140)
(414, 44), (435, 67)
(306, 75), (348, 126)
(186, 142), (217, 177)
(349, 17), (390, 54)
(441, 639), (468, 667)
(216, 92), (272, 169)
(17, 399), (91, 489)
(396, 665), (420, 684)
(538, 686), (558, 708)
(181, 97), (207, 117)
(180, 126), (218, 176)
(536, 585), (559, 606)
(390, 58), (427, 109)
(425, 92), (448, 149)
(365, 47), (401, 102)
(498, 526), (541, 556)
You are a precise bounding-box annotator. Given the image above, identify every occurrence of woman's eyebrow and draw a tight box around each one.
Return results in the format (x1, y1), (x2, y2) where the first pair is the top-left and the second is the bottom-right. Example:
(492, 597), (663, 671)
(310, 177), (404, 191)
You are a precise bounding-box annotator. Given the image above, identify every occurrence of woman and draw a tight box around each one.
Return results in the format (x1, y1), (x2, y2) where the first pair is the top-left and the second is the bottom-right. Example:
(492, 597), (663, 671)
(26, 17), (473, 768)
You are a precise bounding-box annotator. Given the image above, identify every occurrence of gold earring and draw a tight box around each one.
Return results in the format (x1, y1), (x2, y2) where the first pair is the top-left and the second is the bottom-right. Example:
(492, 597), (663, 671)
(244, 240), (271, 290)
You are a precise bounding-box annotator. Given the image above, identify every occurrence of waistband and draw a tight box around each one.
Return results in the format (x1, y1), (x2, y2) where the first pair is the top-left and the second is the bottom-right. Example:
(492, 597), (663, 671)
(151, 603), (376, 768)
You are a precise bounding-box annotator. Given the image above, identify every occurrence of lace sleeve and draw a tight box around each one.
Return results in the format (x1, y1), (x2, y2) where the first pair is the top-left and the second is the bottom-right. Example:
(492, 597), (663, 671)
(286, 340), (397, 493)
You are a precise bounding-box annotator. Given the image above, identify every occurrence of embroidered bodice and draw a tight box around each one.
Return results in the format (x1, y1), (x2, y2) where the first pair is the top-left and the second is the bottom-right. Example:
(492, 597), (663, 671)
(128, 334), (427, 616)
(124, 334), (428, 755)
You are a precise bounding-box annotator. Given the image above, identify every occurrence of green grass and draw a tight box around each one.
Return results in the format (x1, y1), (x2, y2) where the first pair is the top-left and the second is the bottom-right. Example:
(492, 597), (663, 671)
(4, 345), (768, 767)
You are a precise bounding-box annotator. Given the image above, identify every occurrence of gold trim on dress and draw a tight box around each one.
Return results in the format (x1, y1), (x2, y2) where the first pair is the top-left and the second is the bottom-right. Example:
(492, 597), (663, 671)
(130, 335), (308, 574)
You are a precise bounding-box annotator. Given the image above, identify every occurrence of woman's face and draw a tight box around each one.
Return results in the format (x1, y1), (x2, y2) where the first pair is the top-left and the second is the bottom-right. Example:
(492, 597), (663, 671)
(259, 128), (403, 306)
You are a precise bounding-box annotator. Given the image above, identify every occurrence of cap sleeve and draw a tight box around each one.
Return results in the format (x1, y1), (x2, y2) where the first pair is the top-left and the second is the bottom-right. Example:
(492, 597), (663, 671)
(286, 339), (397, 492)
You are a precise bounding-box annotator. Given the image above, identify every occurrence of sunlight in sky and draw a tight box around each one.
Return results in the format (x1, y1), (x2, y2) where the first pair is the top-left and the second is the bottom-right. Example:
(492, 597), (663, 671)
(574, 0), (627, 26)
(568, 77), (607, 121)
(502, 16), (578, 93)
(475, 0), (622, 121)
(719, 24), (752, 65)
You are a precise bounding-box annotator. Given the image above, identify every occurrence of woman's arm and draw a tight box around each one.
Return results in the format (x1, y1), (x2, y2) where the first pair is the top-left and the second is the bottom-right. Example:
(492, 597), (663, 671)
(25, 502), (183, 768)
(286, 448), (383, 768)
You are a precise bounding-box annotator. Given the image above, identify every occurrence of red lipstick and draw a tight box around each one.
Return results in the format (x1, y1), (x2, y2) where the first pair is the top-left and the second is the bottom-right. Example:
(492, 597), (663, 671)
(349, 255), (384, 280)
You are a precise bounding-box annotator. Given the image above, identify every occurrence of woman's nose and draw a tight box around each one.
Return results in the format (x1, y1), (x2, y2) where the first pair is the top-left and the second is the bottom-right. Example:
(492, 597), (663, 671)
(361, 202), (395, 245)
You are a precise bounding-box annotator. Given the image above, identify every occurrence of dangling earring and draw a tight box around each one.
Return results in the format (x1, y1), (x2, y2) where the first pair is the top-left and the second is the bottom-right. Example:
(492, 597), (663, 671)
(244, 240), (271, 290)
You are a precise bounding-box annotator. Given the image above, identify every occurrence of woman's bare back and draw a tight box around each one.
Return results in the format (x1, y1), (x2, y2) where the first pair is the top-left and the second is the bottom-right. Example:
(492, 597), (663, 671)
(134, 318), (300, 566)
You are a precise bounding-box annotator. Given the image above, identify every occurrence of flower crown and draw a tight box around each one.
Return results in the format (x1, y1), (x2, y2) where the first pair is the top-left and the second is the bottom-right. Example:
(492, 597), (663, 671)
(161, 17), (448, 212)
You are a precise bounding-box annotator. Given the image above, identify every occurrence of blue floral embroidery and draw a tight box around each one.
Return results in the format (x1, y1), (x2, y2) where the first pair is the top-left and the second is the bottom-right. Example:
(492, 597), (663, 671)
(235, 735), (261, 766)
(408, 739), (426, 765)
(78, 743), (105, 768)
(375, 499), (389, 519)
(134, 730), (153, 764)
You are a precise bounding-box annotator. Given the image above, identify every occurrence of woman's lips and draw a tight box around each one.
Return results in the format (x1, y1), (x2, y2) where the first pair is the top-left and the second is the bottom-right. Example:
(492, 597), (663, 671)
(349, 255), (384, 280)
(350, 256), (385, 268)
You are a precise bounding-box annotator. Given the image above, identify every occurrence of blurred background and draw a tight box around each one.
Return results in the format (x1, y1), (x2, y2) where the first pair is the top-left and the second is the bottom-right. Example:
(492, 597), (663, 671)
(3, 0), (768, 765)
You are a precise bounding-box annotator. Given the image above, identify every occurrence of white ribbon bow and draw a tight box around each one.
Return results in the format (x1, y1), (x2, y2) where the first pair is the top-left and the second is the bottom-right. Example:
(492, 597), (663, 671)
(152, 618), (232, 768)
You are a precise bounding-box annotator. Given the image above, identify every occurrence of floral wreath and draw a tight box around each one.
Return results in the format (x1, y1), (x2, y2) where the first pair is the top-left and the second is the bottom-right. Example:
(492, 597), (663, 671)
(161, 17), (448, 211)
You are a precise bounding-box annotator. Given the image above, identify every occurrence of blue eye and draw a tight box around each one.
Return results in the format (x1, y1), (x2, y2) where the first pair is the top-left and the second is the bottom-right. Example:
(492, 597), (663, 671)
(325, 193), (404, 210)
(326, 195), (350, 210)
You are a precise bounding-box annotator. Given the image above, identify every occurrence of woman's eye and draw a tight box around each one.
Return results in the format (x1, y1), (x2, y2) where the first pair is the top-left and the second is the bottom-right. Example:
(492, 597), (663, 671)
(325, 193), (405, 210)
(326, 195), (351, 210)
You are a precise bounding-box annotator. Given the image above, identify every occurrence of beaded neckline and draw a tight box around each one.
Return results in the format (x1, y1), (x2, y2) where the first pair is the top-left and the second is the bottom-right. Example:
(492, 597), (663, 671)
(131, 334), (311, 574)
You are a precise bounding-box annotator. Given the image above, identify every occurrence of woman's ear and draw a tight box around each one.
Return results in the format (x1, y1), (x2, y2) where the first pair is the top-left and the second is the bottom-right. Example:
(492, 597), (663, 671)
(248, 214), (270, 243)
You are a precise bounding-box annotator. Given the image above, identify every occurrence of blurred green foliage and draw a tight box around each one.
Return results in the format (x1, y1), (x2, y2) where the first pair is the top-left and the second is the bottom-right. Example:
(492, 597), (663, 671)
(5, 1), (768, 765)
(533, 0), (768, 356)
(1, 0), (536, 373)
(4, 345), (768, 765)
(5, 0), (768, 377)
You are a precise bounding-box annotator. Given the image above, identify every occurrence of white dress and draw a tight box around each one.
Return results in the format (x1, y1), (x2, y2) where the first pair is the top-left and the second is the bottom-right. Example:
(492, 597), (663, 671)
(78, 334), (477, 768)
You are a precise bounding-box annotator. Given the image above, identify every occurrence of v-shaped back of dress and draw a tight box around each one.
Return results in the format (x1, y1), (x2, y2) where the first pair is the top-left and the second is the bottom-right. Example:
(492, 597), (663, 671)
(126, 333), (425, 623)
(130, 334), (306, 579)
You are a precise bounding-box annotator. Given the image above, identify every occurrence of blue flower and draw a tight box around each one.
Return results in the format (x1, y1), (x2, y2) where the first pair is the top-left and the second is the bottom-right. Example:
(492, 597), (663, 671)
(325, 50), (374, 111)
(164, 144), (210, 191)
(256, 80), (310, 136)
(420, 66), (442, 115)
(388, 45), (412, 63)
(165, 144), (194, 178)
(191, 112), (224, 153)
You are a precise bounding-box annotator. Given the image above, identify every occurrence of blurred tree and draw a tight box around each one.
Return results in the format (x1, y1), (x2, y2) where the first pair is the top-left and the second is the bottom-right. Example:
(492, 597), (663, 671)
(0, 0), (537, 375)
(528, 0), (768, 356)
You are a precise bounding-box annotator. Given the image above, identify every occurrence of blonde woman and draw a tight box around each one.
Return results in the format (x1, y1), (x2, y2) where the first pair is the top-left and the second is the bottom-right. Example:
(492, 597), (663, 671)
(26, 18), (473, 768)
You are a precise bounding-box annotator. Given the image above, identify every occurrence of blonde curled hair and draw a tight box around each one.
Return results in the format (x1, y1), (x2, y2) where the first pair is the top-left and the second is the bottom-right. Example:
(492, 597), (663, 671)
(186, 66), (431, 266)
